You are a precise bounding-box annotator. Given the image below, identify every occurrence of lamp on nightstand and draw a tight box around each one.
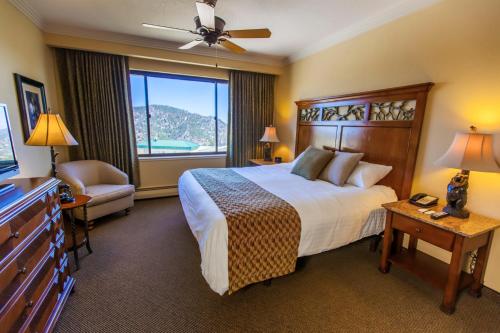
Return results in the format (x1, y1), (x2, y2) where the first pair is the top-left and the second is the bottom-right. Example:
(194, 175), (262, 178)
(435, 126), (500, 218)
(260, 125), (280, 161)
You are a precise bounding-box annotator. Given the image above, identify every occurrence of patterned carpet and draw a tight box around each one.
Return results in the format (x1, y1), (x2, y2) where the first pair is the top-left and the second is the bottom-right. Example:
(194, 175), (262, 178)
(55, 197), (500, 333)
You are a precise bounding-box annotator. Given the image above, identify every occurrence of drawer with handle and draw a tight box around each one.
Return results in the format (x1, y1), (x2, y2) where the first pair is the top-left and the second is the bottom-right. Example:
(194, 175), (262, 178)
(0, 221), (54, 311)
(392, 213), (456, 251)
(0, 196), (52, 267)
(27, 276), (59, 333)
(0, 248), (56, 333)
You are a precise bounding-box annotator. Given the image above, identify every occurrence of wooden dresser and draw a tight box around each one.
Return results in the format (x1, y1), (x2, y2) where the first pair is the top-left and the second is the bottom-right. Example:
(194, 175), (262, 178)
(0, 178), (74, 333)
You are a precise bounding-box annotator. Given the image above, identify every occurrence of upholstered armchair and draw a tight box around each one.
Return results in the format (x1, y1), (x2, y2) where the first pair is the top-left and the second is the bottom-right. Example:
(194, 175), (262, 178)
(56, 160), (135, 229)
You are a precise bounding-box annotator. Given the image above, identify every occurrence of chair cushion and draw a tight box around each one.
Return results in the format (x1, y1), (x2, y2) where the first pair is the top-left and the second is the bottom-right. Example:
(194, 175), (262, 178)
(85, 184), (135, 207)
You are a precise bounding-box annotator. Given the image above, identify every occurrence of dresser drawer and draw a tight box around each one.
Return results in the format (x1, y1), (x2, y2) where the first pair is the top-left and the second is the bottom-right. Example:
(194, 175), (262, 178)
(28, 277), (59, 333)
(392, 213), (455, 251)
(0, 250), (56, 333)
(0, 222), (54, 311)
(0, 196), (52, 266)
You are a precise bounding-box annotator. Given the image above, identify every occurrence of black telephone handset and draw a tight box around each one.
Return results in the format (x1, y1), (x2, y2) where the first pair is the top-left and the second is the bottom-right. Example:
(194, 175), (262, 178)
(409, 193), (438, 208)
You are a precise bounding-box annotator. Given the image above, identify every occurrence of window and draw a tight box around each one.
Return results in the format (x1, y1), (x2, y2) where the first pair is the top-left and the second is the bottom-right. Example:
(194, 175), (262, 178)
(130, 71), (228, 156)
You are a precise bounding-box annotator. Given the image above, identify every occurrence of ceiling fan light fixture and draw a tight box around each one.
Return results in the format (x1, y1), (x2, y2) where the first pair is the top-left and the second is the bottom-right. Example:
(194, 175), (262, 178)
(144, 0), (271, 54)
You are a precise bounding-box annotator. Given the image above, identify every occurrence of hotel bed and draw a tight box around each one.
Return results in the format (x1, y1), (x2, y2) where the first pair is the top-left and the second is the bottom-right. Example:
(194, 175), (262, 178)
(178, 83), (433, 295)
(179, 163), (397, 295)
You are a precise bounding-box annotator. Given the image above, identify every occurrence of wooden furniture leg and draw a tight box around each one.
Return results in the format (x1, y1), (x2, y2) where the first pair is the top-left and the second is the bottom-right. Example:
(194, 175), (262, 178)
(69, 210), (80, 271)
(379, 212), (393, 273)
(125, 208), (131, 215)
(83, 204), (93, 254)
(469, 231), (493, 298)
(408, 235), (418, 254)
(440, 236), (465, 314)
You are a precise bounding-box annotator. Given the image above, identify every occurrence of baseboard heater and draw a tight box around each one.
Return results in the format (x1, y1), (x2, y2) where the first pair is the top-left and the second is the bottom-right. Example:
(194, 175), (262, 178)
(135, 185), (178, 199)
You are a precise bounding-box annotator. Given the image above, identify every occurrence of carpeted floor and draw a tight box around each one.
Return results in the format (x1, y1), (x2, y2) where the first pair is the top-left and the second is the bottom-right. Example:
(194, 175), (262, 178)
(55, 197), (500, 333)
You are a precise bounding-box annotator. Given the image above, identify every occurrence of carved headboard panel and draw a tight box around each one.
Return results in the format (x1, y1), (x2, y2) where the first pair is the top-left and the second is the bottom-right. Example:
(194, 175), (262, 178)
(295, 83), (433, 199)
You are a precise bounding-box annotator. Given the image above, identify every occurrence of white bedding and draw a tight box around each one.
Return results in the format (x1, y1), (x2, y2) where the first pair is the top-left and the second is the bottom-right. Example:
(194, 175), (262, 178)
(178, 163), (397, 295)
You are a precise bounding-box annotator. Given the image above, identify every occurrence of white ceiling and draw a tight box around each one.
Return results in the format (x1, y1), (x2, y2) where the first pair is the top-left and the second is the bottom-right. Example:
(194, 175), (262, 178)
(11, 0), (441, 65)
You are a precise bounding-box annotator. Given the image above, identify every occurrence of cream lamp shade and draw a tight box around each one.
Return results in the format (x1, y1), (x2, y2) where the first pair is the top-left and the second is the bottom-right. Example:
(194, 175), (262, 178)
(435, 132), (500, 173)
(260, 126), (280, 143)
(26, 114), (78, 146)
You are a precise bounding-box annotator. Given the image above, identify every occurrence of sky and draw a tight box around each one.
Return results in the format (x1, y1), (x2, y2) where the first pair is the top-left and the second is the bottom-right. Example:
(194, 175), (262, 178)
(130, 74), (228, 123)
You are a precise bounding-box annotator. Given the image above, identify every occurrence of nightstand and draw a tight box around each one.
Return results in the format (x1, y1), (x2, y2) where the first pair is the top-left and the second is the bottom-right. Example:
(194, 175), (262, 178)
(379, 200), (500, 314)
(248, 159), (276, 166)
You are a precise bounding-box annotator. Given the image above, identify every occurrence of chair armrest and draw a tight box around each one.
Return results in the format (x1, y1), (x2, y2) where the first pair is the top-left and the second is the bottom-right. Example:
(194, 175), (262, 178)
(57, 172), (86, 195)
(100, 163), (130, 185)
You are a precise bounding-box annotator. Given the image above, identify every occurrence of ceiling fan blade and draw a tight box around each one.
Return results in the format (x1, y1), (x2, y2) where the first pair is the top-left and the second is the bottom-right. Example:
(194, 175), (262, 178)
(179, 40), (204, 50)
(225, 28), (271, 38)
(196, 1), (215, 29)
(219, 39), (246, 54)
(142, 23), (194, 34)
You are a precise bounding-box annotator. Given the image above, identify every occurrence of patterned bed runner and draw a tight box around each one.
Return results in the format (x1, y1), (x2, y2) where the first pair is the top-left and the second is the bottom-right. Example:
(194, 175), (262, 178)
(190, 168), (301, 294)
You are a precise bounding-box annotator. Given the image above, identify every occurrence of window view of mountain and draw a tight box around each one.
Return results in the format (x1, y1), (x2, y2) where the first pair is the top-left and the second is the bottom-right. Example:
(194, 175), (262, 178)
(133, 104), (227, 154)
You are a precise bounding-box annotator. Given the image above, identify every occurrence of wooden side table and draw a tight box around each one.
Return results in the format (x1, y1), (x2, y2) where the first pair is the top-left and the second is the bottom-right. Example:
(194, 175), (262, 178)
(62, 194), (93, 270)
(379, 200), (500, 314)
(248, 159), (276, 166)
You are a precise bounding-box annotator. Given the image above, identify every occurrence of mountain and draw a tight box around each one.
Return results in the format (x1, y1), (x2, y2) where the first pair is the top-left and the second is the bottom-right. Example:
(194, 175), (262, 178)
(133, 104), (227, 147)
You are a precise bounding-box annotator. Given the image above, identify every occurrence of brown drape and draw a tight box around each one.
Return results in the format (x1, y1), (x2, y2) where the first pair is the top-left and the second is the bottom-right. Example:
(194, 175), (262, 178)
(227, 70), (275, 167)
(55, 48), (139, 185)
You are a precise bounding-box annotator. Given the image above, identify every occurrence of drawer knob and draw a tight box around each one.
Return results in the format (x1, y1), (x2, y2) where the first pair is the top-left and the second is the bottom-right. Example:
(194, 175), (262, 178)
(18, 267), (27, 274)
(9, 231), (20, 239)
(26, 300), (34, 308)
(415, 228), (422, 233)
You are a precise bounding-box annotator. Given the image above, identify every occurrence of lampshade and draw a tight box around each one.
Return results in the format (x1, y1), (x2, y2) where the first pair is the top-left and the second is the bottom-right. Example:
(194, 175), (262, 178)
(435, 132), (500, 173)
(260, 126), (280, 143)
(26, 114), (78, 146)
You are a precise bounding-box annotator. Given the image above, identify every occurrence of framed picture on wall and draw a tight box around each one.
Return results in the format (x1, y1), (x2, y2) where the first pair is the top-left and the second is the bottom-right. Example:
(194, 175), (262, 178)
(14, 74), (47, 142)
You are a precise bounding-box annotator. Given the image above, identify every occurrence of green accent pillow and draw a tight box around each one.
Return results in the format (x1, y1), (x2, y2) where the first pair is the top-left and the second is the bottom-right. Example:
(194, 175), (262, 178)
(291, 146), (335, 180)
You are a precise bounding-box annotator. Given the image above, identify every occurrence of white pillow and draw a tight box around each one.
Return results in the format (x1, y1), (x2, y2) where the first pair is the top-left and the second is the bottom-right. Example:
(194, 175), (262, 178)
(346, 161), (393, 189)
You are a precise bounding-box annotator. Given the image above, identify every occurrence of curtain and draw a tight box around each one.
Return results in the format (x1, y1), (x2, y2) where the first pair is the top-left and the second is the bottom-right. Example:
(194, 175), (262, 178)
(55, 48), (139, 185)
(227, 70), (275, 167)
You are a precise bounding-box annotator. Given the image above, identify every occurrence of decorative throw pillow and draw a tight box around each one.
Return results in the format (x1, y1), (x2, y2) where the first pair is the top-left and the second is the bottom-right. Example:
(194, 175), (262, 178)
(291, 146), (334, 180)
(347, 161), (393, 189)
(319, 151), (364, 186)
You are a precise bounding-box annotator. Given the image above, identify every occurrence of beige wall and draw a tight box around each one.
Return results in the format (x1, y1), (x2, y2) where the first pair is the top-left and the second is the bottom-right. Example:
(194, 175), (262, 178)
(276, 0), (500, 291)
(0, 1), (57, 177)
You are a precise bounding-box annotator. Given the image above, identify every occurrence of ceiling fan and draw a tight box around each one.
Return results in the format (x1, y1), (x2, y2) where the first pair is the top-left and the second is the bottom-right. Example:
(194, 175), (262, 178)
(142, 0), (271, 54)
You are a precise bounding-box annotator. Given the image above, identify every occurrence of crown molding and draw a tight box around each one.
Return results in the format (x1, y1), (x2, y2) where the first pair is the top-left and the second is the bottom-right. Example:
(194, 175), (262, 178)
(287, 0), (442, 63)
(43, 25), (286, 67)
(8, 0), (44, 28)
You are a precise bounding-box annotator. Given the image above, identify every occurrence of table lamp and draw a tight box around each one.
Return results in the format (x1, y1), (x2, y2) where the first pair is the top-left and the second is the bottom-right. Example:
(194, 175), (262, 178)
(260, 125), (280, 161)
(435, 127), (500, 218)
(26, 112), (78, 177)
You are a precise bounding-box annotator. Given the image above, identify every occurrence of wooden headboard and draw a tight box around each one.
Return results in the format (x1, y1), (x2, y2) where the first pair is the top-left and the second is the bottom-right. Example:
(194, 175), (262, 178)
(295, 83), (434, 199)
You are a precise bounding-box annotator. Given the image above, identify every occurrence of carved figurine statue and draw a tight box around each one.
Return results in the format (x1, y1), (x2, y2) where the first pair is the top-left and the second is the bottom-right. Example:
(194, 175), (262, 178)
(443, 171), (470, 218)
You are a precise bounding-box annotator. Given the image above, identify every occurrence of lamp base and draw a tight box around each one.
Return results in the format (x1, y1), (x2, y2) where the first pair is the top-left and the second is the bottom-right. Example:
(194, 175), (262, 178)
(263, 143), (272, 162)
(443, 205), (470, 219)
(444, 169), (470, 219)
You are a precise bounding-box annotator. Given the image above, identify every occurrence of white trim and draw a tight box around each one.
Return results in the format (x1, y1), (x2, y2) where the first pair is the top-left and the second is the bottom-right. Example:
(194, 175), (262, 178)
(288, 0), (442, 63)
(139, 154), (226, 162)
(8, 0), (44, 28)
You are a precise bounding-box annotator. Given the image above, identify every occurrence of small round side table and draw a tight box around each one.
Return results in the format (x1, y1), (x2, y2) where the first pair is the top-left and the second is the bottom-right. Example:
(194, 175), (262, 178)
(61, 194), (92, 271)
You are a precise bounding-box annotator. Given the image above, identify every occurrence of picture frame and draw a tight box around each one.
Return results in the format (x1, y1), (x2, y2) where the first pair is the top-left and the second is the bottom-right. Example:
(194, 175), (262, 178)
(14, 74), (47, 142)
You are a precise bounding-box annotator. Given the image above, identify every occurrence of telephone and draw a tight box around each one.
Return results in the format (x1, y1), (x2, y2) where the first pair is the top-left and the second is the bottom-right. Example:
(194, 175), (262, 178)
(409, 193), (438, 208)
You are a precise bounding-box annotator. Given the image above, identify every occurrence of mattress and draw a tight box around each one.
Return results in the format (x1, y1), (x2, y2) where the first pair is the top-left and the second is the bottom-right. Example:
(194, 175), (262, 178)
(178, 163), (398, 295)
